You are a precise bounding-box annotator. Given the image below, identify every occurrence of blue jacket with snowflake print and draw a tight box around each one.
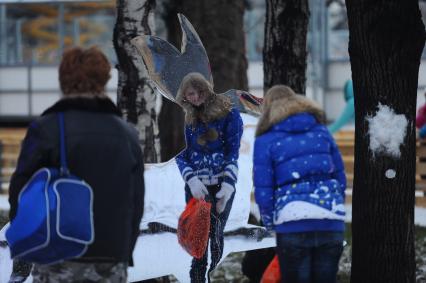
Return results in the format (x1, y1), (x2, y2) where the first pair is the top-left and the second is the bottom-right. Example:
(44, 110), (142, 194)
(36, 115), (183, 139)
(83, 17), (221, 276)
(176, 108), (243, 188)
(254, 112), (346, 233)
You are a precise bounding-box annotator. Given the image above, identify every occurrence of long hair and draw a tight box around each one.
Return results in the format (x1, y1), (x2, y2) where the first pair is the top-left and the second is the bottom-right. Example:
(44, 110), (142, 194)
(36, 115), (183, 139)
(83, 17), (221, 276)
(59, 46), (111, 96)
(256, 85), (325, 136)
(176, 72), (232, 125)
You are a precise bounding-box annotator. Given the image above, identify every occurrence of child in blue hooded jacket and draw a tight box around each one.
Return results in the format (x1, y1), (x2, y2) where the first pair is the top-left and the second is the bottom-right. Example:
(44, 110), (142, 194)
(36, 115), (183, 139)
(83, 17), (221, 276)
(254, 85), (346, 283)
(175, 72), (243, 283)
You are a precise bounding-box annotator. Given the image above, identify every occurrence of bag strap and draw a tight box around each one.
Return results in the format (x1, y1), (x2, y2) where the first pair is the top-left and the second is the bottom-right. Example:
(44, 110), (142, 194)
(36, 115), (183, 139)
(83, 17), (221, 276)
(58, 112), (69, 176)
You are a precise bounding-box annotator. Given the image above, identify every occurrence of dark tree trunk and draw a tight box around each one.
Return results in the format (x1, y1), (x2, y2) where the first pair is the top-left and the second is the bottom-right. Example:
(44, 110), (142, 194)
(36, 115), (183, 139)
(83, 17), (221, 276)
(156, 0), (186, 162)
(347, 0), (425, 282)
(164, 0), (248, 93)
(113, 0), (161, 163)
(263, 0), (309, 94)
(158, 0), (248, 161)
(158, 98), (185, 162)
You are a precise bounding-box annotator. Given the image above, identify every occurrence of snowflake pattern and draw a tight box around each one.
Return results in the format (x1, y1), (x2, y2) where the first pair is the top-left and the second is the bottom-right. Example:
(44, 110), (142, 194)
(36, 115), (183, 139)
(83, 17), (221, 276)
(176, 108), (243, 186)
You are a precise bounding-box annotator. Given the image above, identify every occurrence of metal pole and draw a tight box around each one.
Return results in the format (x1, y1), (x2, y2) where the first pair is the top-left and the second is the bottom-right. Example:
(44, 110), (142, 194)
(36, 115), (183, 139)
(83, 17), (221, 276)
(307, 0), (313, 97)
(310, 0), (318, 102)
(73, 18), (80, 46)
(16, 19), (23, 63)
(0, 4), (7, 64)
(322, 1), (329, 89)
(58, 3), (65, 58)
(28, 62), (33, 116)
(321, 0), (328, 109)
(0, 141), (3, 194)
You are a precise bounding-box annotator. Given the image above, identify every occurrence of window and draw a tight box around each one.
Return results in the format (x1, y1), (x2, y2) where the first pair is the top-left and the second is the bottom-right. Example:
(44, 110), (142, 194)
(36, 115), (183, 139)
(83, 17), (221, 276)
(0, 1), (116, 66)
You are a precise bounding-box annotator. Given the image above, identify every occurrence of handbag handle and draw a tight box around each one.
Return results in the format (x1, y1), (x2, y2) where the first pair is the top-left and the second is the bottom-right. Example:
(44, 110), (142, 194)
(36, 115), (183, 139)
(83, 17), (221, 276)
(58, 112), (70, 176)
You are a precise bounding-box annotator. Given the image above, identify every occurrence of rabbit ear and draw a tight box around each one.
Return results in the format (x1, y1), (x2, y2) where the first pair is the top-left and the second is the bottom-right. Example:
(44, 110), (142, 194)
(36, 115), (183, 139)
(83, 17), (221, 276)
(131, 13), (213, 102)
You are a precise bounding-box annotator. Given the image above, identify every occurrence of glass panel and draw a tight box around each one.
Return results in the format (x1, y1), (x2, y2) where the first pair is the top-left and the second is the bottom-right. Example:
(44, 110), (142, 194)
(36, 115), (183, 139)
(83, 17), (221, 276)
(326, 1), (426, 60)
(244, 1), (265, 62)
(0, 5), (8, 64)
(420, 2), (426, 58)
(327, 3), (349, 61)
(0, 1), (116, 66)
(1, 3), (60, 65)
(63, 1), (116, 64)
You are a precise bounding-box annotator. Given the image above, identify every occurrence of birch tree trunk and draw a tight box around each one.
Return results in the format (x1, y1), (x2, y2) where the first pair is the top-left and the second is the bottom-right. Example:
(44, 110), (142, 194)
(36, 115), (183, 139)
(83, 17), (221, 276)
(263, 0), (309, 94)
(113, 0), (161, 163)
(346, 0), (425, 282)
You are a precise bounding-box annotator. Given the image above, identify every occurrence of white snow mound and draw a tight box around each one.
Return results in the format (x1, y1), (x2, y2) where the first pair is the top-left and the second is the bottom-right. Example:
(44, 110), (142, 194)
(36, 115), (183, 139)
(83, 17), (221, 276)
(367, 104), (407, 158)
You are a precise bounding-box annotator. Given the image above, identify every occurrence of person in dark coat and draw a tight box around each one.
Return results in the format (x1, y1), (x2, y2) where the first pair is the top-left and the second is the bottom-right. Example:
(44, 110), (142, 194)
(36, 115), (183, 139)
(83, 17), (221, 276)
(416, 91), (426, 129)
(8, 47), (145, 283)
(175, 72), (243, 283)
(254, 85), (346, 283)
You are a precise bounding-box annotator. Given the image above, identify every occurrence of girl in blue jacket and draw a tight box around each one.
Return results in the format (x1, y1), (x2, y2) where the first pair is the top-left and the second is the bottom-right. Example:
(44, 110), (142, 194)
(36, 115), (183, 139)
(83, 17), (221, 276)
(176, 72), (243, 282)
(254, 85), (345, 283)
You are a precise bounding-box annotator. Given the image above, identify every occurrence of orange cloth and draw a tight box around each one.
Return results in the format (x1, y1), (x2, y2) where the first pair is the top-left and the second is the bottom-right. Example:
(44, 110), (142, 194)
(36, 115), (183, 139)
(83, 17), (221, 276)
(177, 199), (212, 259)
(261, 255), (281, 283)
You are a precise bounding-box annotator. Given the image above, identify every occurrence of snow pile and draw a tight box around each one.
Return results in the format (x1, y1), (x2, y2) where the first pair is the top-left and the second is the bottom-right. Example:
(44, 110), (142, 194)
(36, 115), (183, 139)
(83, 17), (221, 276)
(0, 196), (8, 211)
(385, 169), (396, 179)
(366, 104), (408, 158)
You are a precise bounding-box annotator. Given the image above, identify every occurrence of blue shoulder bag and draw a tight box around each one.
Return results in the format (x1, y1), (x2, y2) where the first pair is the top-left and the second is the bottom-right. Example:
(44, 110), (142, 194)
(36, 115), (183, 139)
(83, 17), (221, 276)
(6, 112), (94, 264)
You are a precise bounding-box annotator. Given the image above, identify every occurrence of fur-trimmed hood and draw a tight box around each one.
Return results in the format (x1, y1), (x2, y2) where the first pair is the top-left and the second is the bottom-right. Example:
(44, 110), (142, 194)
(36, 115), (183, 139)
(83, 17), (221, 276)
(42, 96), (122, 117)
(256, 93), (325, 137)
(176, 90), (232, 125)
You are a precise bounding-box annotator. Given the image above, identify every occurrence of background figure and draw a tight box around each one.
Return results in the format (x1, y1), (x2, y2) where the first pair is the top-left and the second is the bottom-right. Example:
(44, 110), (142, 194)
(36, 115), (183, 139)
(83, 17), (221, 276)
(417, 92), (426, 180)
(175, 73), (243, 283)
(420, 125), (426, 139)
(254, 85), (346, 283)
(8, 47), (145, 283)
(328, 79), (354, 134)
(417, 91), (426, 129)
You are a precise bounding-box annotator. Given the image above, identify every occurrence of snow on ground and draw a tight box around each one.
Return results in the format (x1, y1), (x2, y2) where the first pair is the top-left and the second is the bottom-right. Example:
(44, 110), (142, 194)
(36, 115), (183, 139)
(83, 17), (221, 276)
(0, 195), (7, 212)
(0, 218), (274, 282)
(128, 230), (274, 282)
(415, 207), (426, 227)
(1, 112), (426, 282)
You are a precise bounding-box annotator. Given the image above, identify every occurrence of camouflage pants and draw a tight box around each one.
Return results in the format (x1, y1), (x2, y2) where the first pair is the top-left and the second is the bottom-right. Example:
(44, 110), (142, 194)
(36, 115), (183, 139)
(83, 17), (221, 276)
(31, 261), (127, 283)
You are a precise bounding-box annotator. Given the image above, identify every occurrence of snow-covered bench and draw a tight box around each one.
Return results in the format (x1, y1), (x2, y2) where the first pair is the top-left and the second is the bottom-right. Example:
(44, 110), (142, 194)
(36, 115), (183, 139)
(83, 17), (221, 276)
(0, 113), (275, 282)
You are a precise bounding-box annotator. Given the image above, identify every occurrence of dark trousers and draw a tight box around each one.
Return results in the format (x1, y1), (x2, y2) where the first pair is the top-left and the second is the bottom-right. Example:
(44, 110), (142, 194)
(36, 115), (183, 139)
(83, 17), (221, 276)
(185, 183), (235, 283)
(9, 259), (32, 283)
(275, 231), (344, 283)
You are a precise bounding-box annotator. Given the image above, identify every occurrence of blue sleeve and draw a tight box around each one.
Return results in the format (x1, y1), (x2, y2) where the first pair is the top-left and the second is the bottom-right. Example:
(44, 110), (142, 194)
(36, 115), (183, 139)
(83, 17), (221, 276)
(420, 124), (426, 139)
(329, 134), (346, 195)
(175, 126), (195, 183)
(222, 108), (243, 187)
(328, 98), (355, 134)
(253, 136), (275, 230)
